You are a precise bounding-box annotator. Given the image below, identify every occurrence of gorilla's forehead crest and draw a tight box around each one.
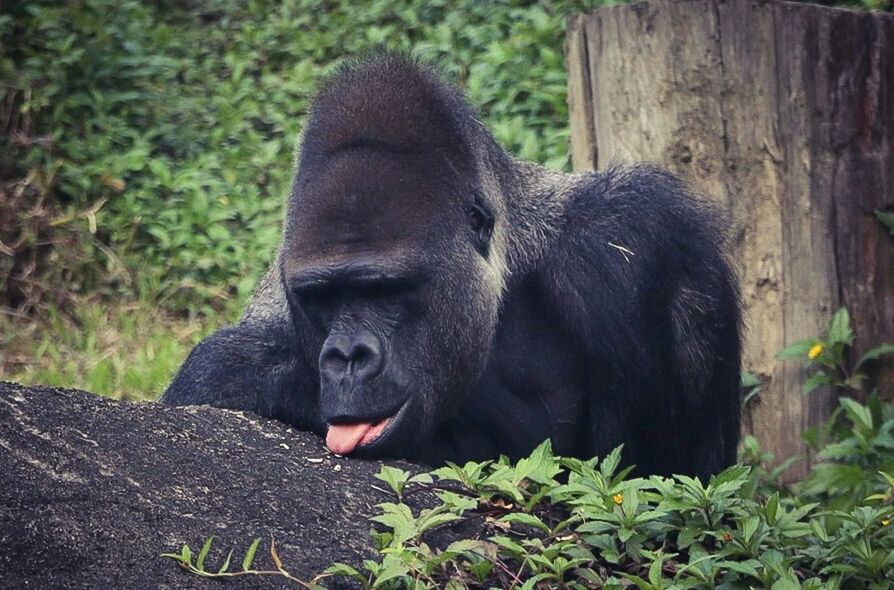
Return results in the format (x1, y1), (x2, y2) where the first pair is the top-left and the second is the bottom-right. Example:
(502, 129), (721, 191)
(288, 149), (452, 262)
(286, 53), (479, 261)
(298, 52), (477, 169)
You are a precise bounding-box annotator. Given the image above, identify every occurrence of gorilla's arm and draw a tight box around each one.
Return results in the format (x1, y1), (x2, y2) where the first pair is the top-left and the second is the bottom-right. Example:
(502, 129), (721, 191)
(161, 268), (322, 433)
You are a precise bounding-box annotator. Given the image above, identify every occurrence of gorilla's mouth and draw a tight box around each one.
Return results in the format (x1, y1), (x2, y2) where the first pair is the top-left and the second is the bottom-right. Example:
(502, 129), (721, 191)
(325, 401), (409, 455)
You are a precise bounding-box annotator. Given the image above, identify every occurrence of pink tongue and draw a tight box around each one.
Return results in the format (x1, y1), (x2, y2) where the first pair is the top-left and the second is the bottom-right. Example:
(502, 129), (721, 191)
(326, 423), (373, 455)
(326, 419), (392, 455)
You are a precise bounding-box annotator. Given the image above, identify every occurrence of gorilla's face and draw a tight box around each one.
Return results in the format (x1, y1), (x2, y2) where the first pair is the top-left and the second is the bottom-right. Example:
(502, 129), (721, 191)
(281, 146), (504, 458)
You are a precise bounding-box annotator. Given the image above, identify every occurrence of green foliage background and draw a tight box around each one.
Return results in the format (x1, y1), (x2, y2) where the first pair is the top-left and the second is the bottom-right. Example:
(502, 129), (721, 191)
(2, 0), (607, 314)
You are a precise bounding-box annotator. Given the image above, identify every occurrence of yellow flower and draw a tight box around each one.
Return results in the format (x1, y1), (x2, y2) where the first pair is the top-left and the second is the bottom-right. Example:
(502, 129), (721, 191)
(612, 493), (624, 505)
(808, 343), (824, 360)
(883, 518), (891, 527)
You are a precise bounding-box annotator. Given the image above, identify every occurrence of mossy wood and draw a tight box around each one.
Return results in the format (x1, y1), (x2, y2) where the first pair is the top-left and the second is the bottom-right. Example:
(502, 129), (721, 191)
(566, 0), (894, 480)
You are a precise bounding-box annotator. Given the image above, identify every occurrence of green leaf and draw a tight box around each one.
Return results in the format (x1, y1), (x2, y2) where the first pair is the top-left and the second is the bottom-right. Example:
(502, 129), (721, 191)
(648, 552), (666, 585)
(839, 397), (873, 431)
(802, 372), (835, 394)
(179, 543), (192, 565)
(618, 527), (636, 542)
(375, 466), (411, 496)
(875, 209), (894, 235)
(741, 371), (761, 388)
(800, 463), (868, 497)
(856, 344), (894, 369)
(242, 537), (261, 572)
(160, 551), (188, 564)
(776, 340), (816, 360)
(370, 503), (419, 543)
(766, 493), (779, 525)
(416, 511), (460, 534)
(490, 535), (526, 557)
(718, 559), (761, 579)
(808, 519), (829, 542)
(711, 464), (751, 486)
(817, 441), (859, 461)
(436, 490), (478, 513)
(408, 473), (433, 485)
(196, 536), (213, 572)
(618, 573), (653, 590)
(742, 515), (761, 543)
(513, 439), (561, 484)
(444, 539), (485, 555)
(827, 308), (854, 346)
(601, 446), (624, 478)
(677, 527), (698, 549)
(499, 512), (551, 533)
(770, 570), (802, 590)
(217, 549), (234, 574)
(324, 562), (365, 580)
(466, 557), (493, 583)
(371, 563), (410, 588)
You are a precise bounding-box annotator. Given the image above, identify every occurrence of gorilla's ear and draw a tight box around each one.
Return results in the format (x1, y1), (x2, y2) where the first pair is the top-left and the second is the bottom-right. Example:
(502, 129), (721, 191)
(468, 195), (494, 257)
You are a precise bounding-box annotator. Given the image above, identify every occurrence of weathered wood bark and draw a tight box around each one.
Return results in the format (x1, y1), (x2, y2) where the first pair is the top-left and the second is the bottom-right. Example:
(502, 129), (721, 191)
(567, 0), (894, 479)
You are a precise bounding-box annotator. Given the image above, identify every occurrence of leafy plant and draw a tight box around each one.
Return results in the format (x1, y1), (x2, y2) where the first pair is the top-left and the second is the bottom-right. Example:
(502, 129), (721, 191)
(165, 438), (894, 588)
(798, 395), (894, 510)
(161, 535), (327, 588)
(334, 445), (894, 588)
(776, 308), (894, 394)
(772, 308), (894, 511)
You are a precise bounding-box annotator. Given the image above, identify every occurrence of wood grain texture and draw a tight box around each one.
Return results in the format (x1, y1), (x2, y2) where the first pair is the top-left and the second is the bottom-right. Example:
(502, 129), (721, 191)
(566, 0), (894, 479)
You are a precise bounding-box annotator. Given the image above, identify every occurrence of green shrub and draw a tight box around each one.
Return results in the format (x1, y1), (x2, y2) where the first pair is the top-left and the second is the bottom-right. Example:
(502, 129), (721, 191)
(166, 438), (894, 588)
(772, 308), (894, 512)
(1, 0), (604, 313)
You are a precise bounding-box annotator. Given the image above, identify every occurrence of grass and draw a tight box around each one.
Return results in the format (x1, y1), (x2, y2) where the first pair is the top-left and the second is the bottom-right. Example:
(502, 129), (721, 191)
(0, 300), (240, 401)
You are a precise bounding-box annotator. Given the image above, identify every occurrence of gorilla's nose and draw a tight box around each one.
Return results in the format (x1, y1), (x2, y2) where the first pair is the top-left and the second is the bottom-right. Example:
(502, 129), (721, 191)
(319, 331), (384, 385)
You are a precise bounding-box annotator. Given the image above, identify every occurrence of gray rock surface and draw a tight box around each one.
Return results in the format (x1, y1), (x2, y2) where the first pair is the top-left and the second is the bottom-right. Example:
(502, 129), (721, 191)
(0, 382), (419, 588)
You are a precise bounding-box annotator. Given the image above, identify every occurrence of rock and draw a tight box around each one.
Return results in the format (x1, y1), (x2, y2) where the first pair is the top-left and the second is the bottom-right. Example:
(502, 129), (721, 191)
(0, 382), (420, 588)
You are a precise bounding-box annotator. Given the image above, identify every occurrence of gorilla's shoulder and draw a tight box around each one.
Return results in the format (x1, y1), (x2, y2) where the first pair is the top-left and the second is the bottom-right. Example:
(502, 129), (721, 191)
(567, 165), (722, 225)
(529, 164), (732, 333)
(555, 165), (728, 261)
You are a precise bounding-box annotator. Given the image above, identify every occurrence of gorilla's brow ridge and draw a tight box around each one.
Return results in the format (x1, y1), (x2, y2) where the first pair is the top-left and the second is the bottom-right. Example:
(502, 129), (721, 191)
(325, 137), (424, 157)
(287, 258), (429, 292)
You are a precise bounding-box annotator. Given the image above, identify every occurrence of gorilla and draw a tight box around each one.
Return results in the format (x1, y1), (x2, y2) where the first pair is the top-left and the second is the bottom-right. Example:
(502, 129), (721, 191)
(162, 53), (741, 479)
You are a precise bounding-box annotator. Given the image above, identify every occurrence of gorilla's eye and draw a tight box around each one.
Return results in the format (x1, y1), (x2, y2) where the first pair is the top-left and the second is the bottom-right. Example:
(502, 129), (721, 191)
(290, 276), (418, 308)
(468, 198), (494, 256)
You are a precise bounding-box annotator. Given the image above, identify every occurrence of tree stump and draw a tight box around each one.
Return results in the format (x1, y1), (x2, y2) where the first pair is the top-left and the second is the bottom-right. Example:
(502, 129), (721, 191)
(566, 0), (894, 479)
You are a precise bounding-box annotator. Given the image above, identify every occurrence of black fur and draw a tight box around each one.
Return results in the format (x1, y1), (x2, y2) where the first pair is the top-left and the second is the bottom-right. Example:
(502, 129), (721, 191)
(162, 53), (741, 479)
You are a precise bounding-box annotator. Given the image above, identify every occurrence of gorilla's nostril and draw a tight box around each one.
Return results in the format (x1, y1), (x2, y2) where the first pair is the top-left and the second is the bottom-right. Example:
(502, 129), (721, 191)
(347, 341), (384, 379)
(321, 347), (348, 370)
(349, 344), (371, 367)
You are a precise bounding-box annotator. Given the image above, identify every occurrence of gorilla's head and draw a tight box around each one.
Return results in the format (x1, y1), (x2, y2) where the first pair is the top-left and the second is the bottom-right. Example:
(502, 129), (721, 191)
(280, 54), (509, 458)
